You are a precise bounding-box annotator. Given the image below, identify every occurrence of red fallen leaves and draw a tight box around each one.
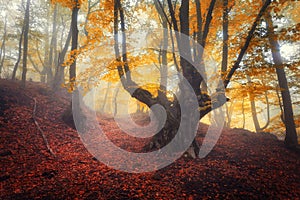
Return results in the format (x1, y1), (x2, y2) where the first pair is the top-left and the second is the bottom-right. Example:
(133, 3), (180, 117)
(0, 79), (300, 199)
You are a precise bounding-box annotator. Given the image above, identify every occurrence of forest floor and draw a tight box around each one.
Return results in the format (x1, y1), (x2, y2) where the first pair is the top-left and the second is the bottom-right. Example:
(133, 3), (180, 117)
(0, 79), (299, 200)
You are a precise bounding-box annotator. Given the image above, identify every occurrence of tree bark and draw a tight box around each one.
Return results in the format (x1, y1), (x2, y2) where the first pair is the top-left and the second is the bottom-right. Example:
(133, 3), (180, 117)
(0, 16), (7, 75)
(113, 82), (121, 117)
(52, 22), (72, 90)
(35, 41), (47, 82)
(221, 0), (229, 74)
(43, 9), (50, 83)
(70, 0), (79, 83)
(201, 0), (216, 48)
(62, 0), (83, 130)
(12, 26), (24, 80)
(225, 100), (234, 128)
(247, 74), (270, 132)
(242, 98), (246, 129)
(114, 0), (202, 157)
(112, 0), (273, 158)
(247, 75), (261, 132)
(28, 55), (41, 74)
(260, 90), (270, 130)
(47, 3), (58, 84)
(276, 84), (285, 123)
(154, 0), (168, 92)
(100, 82), (111, 113)
(195, 0), (202, 47)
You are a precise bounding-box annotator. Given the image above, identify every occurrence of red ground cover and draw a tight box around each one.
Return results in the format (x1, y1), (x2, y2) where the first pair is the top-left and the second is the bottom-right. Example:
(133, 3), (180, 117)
(0, 79), (299, 199)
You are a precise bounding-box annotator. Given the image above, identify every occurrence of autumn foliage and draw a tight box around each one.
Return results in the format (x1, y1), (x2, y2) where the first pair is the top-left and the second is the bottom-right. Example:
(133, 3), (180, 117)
(0, 0), (300, 198)
(1, 79), (299, 199)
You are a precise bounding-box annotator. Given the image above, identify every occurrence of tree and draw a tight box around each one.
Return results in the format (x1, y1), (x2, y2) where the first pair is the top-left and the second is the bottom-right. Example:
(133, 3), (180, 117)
(21, 0), (30, 87)
(46, 3), (58, 84)
(246, 74), (270, 132)
(154, 0), (168, 93)
(12, 26), (24, 80)
(49, 0), (82, 84)
(52, 23), (72, 90)
(265, 12), (298, 148)
(221, 0), (229, 74)
(69, 0), (79, 85)
(0, 15), (7, 76)
(52, 0), (86, 128)
(110, 0), (272, 157)
(100, 82), (111, 113)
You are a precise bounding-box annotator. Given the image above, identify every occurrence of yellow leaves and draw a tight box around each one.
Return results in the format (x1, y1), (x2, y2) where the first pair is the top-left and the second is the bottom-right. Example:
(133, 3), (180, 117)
(141, 83), (160, 97)
(288, 2), (300, 24)
(63, 49), (81, 67)
(62, 77), (77, 93)
(102, 0), (114, 11)
(75, 44), (163, 99)
(88, 10), (113, 28)
(101, 50), (159, 82)
(82, 1), (114, 49)
(51, 0), (86, 9)
(272, 6), (281, 14)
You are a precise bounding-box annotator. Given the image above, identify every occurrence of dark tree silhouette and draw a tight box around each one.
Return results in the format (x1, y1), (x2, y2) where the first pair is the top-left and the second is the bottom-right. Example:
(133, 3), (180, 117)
(111, 0), (273, 157)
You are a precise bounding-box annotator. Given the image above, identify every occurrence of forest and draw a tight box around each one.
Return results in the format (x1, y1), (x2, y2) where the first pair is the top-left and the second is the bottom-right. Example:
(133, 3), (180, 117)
(0, 0), (299, 199)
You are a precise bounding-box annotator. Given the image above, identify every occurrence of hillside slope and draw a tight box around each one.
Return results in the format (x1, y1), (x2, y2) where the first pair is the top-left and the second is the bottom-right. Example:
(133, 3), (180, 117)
(0, 79), (299, 199)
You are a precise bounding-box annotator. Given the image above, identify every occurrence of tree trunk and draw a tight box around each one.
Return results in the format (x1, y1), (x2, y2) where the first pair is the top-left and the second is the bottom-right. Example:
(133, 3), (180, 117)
(261, 90), (270, 130)
(160, 26), (168, 92)
(195, 0), (202, 47)
(247, 74), (270, 132)
(34, 41), (47, 82)
(154, 0), (168, 92)
(63, 0), (85, 130)
(100, 82), (111, 113)
(70, 1), (79, 83)
(21, 0), (30, 88)
(113, 82), (121, 117)
(276, 84), (285, 123)
(247, 75), (261, 132)
(12, 26), (24, 80)
(225, 100), (234, 128)
(242, 98), (246, 129)
(28, 55), (41, 75)
(46, 3), (58, 84)
(200, 0), (216, 48)
(52, 22), (72, 90)
(265, 12), (298, 148)
(113, 0), (204, 158)
(112, 0), (271, 158)
(0, 16), (7, 76)
(43, 5), (50, 83)
(221, 0), (229, 74)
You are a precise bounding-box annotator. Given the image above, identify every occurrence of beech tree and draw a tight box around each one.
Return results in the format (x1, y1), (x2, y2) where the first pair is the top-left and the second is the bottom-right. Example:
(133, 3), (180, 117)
(51, 0), (86, 128)
(12, 26), (24, 80)
(265, 12), (298, 148)
(21, 0), (30, 87)
(111, 0), (272, 157)
(246, 74), (270, 132)
(0, 15), (7, 75)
